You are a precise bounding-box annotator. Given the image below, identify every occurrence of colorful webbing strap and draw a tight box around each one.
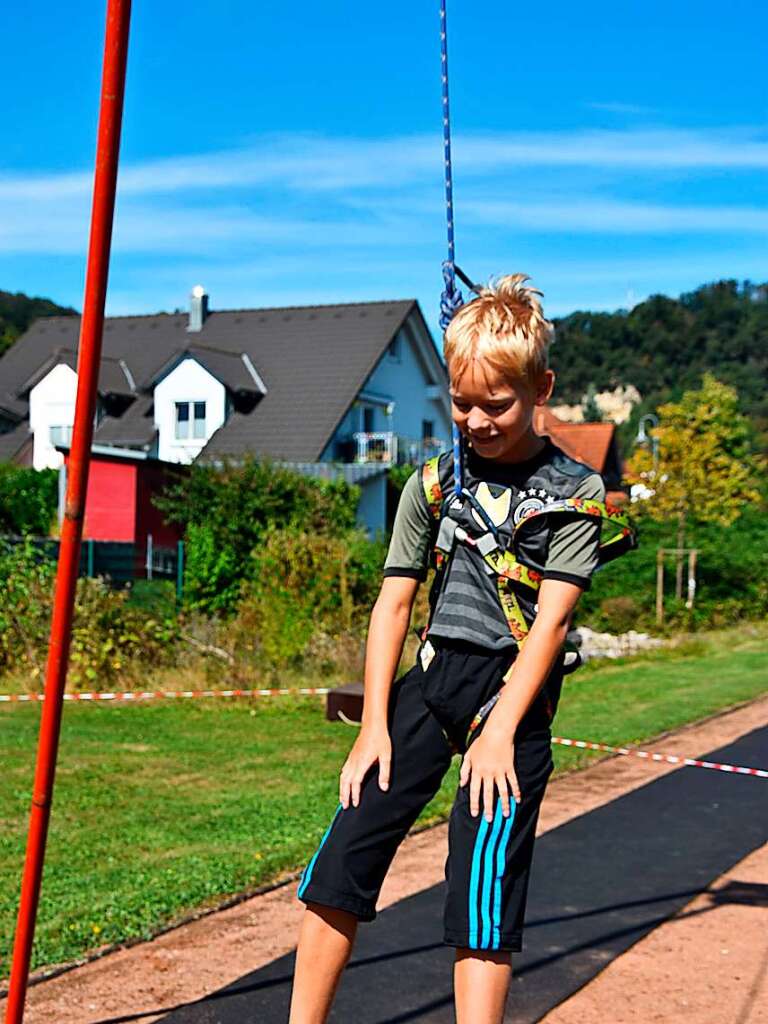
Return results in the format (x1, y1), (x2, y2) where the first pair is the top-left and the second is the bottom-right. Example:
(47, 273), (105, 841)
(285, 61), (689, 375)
(422, 454), (443, 520)
(512, 497), (637, 566)
(419, 460), (638, 653)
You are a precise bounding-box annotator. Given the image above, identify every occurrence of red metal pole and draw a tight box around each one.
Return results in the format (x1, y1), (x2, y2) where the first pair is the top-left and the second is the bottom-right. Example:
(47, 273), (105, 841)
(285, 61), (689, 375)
(4, 3), (131, 1020)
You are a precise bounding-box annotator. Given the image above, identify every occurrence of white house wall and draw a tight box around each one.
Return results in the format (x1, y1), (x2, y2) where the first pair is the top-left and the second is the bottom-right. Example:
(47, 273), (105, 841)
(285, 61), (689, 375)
(29, 363), (78, 470)
(154, 357), (226, 464)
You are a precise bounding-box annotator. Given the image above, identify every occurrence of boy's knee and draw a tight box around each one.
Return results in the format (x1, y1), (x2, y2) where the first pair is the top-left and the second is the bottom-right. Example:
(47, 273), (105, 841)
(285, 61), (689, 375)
(304, 901), (359, 939)
(454, 946), (511, 966)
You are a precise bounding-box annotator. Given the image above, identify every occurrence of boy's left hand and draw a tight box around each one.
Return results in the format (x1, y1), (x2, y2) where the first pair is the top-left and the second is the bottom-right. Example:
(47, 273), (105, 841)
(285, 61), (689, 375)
(459, 725), (520, 822)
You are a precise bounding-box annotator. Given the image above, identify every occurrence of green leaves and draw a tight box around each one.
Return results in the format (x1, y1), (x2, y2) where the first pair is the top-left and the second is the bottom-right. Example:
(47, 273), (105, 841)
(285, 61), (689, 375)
(552, 278), (768, 444)
(156, 456), (362, 616)
(0, 465), (58, 536)
(0, 541), (180, 686)
(627, 373), (764, 530)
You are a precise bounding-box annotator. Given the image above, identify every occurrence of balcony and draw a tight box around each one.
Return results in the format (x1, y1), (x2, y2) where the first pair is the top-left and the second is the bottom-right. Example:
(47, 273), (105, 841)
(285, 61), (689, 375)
(352, 432), (445, 465)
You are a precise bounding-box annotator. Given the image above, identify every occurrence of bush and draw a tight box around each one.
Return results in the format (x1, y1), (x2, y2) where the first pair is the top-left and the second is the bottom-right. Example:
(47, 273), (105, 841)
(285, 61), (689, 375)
(594, 596), (641, 634)
(156, 457), (362, 616)
(226, 527), (387, 677)
(67, 579), (180, 689)
(0, 539), (56, 677)
(0, 539), (180, 688)
(388, 463), (417, 493)
(577, 504), (768, 632)
(0, 465), (58, 535)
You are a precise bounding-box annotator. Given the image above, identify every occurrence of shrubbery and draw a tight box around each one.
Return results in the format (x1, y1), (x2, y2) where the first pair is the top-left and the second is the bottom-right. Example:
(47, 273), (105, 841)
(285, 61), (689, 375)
(224, 526), (388, 676)
(0, 540), (180, 687)
(0, 464), (58, 535)
(579, 505), (768, 633)
(156, 456), (361, 615)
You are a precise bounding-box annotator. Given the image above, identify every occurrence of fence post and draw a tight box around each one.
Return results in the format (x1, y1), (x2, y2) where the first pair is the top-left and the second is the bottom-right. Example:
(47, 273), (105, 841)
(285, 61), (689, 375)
(87, 539), (95, 578)
(146, 533), (153, 581)
(176, 540), (184, 603)
(686, 549), (698, 610)
(656, 548), (665, 626)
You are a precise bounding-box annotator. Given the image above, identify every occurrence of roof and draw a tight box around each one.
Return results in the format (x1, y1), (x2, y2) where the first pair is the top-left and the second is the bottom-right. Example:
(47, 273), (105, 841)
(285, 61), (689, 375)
(0, 299), (430, 462)
(534, 406), (616, 474)
(93, 395), (156, 447)
(0, 423), (32, 462)
(274, 462), (389, 484)
(15, 347), (136, 398)
(150, 344), (266, 394)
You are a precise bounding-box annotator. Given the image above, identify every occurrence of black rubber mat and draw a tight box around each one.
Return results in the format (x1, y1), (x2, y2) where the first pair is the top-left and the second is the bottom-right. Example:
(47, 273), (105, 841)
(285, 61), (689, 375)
(143, 724), (767, 1024)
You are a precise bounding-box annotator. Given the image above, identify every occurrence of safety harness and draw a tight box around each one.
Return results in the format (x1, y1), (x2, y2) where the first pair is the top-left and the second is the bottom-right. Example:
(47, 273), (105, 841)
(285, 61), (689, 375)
(420, 453), (637, 650)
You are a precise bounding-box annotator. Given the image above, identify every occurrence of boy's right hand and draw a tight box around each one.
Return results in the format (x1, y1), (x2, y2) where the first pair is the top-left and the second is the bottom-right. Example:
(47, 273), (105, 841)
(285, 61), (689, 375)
(339, 724), (392, 809)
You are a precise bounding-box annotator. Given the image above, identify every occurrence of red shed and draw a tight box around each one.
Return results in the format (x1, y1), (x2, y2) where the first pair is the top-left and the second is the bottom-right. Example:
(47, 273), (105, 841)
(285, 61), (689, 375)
(59, 445), (186, 544)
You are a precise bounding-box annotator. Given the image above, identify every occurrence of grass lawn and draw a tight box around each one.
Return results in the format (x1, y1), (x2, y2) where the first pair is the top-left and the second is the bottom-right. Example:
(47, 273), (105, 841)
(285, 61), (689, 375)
(1, 623), (767, 979)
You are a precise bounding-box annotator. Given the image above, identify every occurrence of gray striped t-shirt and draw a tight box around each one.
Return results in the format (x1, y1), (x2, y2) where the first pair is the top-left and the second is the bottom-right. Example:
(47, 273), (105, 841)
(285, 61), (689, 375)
(382, 465), (605, 650)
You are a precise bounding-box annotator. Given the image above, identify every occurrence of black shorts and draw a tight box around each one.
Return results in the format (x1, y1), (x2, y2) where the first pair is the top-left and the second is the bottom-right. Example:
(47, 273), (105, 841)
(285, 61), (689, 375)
(297, 638), (560, 952)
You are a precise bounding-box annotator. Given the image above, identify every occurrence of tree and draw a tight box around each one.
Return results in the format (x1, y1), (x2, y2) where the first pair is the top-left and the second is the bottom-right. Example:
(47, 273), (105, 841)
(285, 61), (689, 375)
(626, 373), (764, 598)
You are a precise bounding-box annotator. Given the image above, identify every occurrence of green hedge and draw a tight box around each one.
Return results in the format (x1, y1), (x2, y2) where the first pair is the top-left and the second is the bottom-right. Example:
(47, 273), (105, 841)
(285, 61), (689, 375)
(578, 506), (768, 632)
(0, 465), (58, 536)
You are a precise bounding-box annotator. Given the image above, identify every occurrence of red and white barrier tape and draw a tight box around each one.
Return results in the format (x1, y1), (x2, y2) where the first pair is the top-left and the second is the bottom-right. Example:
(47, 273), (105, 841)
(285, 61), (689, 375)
(2, 688), (765, 778)
(0, 687), (331, 703)
(551, 736), (768, 779)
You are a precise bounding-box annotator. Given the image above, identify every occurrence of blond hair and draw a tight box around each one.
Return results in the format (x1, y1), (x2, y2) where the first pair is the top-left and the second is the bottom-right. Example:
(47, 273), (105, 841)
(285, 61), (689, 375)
(443, 273), (554, 388)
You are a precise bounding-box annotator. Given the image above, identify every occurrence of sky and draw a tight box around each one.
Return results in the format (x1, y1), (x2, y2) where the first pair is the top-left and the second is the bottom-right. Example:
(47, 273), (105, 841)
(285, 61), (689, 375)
(2, 0), (767, 332)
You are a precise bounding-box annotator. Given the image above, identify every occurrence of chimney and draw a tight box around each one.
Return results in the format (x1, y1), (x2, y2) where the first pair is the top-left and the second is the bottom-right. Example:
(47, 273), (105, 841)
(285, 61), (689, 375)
(187, 285), (209, 332)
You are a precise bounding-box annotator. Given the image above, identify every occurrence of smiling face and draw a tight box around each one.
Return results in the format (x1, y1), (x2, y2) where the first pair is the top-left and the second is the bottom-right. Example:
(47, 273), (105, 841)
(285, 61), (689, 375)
(449, 358), (555, 463)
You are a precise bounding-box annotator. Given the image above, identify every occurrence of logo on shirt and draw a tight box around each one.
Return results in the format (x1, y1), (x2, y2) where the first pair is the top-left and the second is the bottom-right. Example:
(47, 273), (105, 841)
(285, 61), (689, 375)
(513, 489), (555, 525)
(469, 482), (512, 531)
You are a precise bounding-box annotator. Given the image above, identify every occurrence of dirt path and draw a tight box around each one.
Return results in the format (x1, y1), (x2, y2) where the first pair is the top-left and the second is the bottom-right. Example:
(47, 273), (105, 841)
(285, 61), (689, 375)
(4, 694), (767, 1024)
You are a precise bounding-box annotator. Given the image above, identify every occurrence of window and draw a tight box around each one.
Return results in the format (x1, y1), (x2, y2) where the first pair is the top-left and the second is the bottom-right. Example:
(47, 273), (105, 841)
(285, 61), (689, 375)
(363, 407), (375, 433)
(175, 401), (206, 440)
(49, 424), (73, 447)
(193, 401), (206, 439)
(422, 419), (434, 441)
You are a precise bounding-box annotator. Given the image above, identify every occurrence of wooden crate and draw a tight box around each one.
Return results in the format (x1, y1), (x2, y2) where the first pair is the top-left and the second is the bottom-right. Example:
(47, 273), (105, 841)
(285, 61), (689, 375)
(326, 681), (364, 723)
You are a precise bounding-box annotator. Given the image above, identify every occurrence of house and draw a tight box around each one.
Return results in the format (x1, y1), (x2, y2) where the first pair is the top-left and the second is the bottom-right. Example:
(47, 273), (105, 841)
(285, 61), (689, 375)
(533, 406), (627, 503)
(0, 290), (452, 537)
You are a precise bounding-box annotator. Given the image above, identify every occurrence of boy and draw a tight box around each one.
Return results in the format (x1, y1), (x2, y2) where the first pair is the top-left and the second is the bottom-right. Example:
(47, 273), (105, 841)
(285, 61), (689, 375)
(288, 274), (631, 1024)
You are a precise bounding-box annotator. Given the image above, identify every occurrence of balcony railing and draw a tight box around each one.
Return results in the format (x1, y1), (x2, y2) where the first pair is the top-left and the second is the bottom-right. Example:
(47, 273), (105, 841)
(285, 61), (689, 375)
(352, 432), (445, 465)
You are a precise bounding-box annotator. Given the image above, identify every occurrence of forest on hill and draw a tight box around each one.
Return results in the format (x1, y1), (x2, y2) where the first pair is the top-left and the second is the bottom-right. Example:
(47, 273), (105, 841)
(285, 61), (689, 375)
(551, 279), (768, 432)
(0, 290), (76, 357)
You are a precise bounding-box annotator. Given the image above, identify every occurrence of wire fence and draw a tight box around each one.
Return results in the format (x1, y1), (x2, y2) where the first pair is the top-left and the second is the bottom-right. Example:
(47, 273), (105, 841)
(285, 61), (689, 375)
(0, 534), (185, 598)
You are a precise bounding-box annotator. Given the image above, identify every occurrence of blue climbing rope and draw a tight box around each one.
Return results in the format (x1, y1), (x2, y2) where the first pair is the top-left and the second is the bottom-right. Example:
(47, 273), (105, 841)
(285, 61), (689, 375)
(438, 0), (464, 496)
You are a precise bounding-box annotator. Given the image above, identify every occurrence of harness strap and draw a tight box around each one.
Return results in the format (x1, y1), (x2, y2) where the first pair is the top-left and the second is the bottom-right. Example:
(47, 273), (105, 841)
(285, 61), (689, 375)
(422, 454), (443, 520)
(419, 460), (637, 652)
(514, 497), (636, 566)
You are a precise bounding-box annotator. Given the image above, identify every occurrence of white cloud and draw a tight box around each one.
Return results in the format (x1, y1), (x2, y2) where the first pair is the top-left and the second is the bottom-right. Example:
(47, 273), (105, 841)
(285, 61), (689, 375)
(2, 125), (768, 209)
(461, 197), (768, 234)
(2, 126), (768, 265)
(587, 101), (657, 116)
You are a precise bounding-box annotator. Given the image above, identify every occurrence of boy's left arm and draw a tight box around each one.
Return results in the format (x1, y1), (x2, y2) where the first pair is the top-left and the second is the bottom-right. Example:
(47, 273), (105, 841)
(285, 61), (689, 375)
(461, 471), (605, 821)
(490, 578), (583, 729)
(460, 579), (584, 822)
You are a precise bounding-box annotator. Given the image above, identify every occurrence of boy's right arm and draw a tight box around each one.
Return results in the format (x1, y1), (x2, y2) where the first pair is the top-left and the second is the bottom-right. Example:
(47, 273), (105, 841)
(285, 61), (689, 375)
(340, 469), (433, 810)
(362, 576), (420, 730)
(339, 576), (419, 810)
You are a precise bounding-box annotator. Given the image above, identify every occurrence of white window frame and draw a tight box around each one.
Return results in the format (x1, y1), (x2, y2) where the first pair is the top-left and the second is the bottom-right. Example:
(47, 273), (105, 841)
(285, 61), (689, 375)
(174, 400), (207, 441)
